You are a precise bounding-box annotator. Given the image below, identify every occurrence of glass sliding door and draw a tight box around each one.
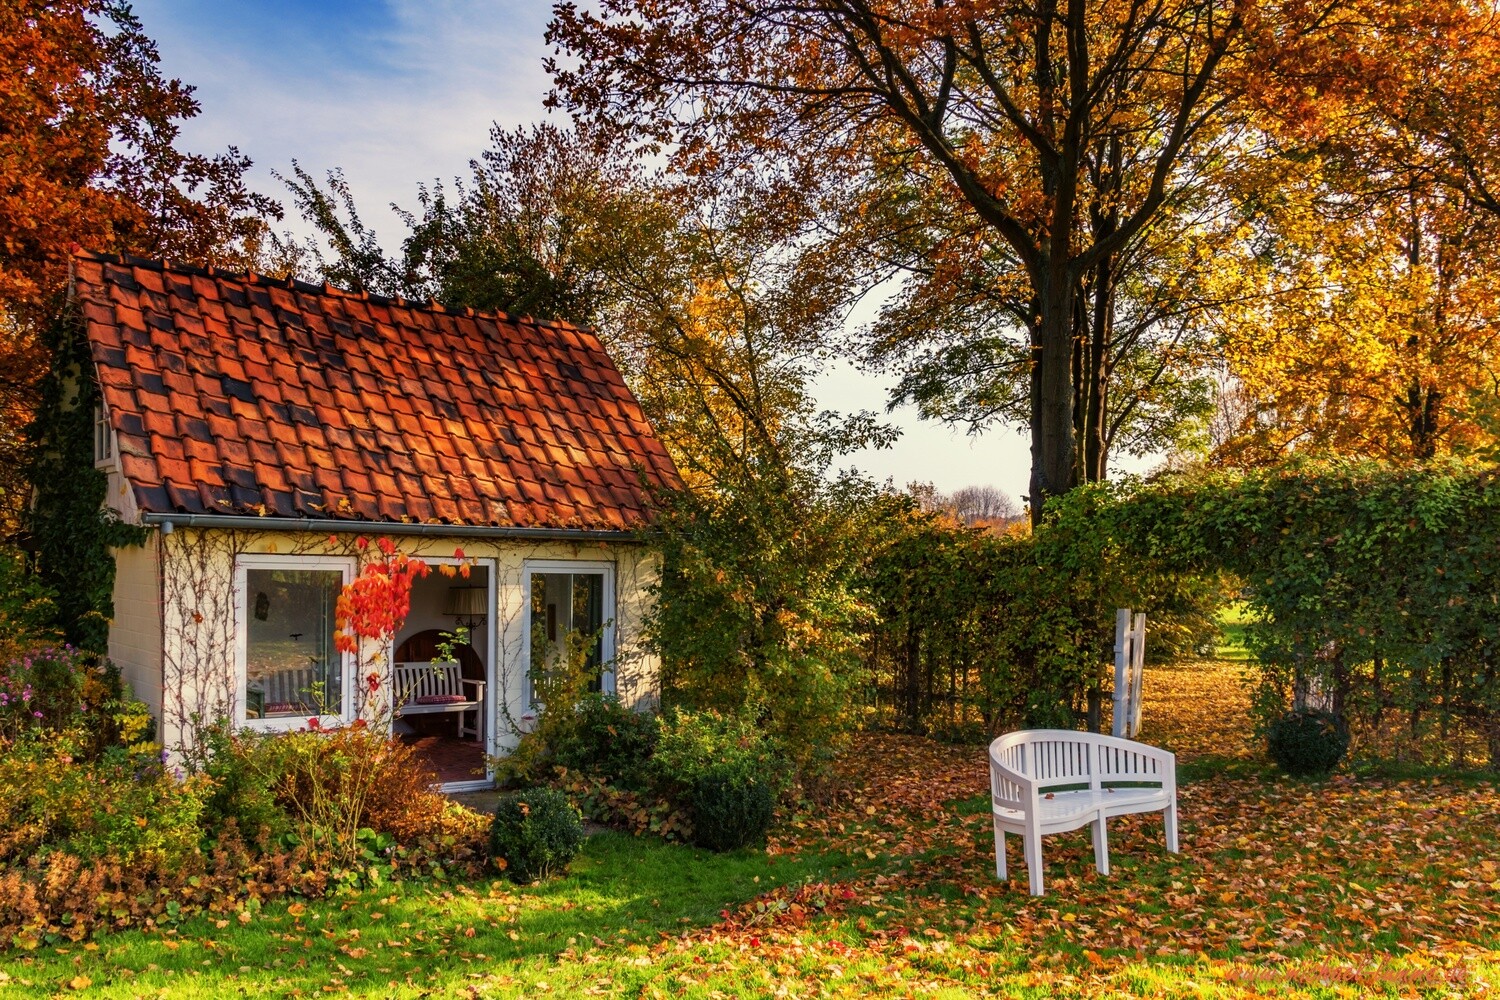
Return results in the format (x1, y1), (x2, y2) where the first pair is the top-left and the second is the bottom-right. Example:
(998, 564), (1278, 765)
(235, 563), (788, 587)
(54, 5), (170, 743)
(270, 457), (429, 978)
(526, 562), (614, 700)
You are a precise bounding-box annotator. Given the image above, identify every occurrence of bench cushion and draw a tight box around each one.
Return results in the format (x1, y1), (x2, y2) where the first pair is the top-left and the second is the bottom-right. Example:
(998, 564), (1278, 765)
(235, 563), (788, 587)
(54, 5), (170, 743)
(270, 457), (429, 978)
(413, 694), (468, 705)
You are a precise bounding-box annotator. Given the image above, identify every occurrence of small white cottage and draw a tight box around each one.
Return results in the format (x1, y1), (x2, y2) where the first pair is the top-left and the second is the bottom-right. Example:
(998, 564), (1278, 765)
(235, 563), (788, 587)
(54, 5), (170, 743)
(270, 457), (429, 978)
(77, 251), (680, 788)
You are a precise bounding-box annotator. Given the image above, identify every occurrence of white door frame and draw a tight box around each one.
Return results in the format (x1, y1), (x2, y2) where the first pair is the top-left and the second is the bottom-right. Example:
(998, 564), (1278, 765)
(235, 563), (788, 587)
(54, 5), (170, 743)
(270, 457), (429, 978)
(520, 559), (618, 704)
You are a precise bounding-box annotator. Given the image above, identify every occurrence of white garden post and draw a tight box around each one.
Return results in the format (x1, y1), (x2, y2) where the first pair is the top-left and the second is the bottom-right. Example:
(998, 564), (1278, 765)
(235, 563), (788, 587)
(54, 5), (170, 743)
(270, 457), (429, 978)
(1113, 609), (1147, 739)
(1128, 611), (1146, 737)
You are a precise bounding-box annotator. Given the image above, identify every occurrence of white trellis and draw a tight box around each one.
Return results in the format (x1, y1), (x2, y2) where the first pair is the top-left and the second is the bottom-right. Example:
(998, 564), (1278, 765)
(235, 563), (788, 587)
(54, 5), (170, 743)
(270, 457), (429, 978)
(1112, 608), (1147, 739)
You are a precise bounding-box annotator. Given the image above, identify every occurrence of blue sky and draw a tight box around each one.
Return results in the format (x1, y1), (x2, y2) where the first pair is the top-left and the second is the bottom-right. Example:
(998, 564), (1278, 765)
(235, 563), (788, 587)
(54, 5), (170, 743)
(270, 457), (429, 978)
(131, 0), (1041, 502)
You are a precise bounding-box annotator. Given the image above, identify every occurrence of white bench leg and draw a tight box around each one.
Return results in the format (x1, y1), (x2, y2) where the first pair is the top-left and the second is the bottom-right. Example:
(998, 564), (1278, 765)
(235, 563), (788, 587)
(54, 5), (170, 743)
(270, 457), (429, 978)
(1091, 815), (1110, 875)
(993, 820), (1007, 880)
(1164, 800), (1179, 853)
(1023, 829), (1044, 896)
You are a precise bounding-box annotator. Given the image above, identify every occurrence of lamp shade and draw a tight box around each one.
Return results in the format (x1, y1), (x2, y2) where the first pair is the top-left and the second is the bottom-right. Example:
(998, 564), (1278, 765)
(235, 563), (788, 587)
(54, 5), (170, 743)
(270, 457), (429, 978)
(444, 585), (488, 618)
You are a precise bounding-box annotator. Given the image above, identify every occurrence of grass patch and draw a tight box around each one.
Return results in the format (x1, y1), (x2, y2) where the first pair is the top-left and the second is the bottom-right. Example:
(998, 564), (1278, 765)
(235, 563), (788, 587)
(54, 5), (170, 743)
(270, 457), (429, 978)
(0, 832), (853, 997)
(1215, 600), (1254, 662)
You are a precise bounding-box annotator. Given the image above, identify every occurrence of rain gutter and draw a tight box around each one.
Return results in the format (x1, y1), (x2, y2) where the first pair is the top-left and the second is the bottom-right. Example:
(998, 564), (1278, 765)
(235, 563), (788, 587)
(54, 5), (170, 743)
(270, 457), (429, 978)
(139, 512), (643, 543)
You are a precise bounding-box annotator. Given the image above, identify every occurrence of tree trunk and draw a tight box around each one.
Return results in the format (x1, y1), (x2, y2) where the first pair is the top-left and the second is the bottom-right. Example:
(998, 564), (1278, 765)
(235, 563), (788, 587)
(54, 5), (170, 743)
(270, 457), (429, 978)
(1082, 260), (1112, 483)
(1029, 276), (1079, 525)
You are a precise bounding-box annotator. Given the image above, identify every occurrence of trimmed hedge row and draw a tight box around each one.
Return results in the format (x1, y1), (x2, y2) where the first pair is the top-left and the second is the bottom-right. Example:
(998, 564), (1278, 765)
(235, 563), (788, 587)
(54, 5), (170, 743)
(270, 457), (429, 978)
(1081, 459), (1500, 768)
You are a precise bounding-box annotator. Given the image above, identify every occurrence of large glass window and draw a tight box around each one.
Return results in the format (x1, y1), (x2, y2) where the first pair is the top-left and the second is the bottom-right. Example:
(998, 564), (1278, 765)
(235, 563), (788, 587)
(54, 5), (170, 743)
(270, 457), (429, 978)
(239, 559), (349, 725)
(527, 563), (614, 700)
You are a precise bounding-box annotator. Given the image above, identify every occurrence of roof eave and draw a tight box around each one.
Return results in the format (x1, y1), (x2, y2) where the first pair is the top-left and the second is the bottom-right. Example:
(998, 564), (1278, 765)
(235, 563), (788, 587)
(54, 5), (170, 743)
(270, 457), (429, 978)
(139, 512), (651, 543)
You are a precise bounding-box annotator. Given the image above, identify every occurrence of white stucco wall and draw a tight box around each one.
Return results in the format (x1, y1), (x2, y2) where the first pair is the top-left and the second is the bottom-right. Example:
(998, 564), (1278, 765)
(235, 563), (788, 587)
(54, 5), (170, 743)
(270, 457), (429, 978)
(149, 526), (661, 761)
(107, 537), (163, 721)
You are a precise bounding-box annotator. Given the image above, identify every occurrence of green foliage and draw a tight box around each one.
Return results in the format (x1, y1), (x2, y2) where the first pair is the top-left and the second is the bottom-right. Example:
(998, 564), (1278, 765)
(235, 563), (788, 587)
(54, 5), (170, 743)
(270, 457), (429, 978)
(24, 305), (146, 653)
(0, 548), (59, 654)
(688, 773), (775, 852)
(0, 731), (202, 869)
(495, 624), (609, 787)
(653, 707), (787, 852)
(652, 707), (788, 790)
(862, 493), (1230, 737)
(1078, 459), (1500, 768)
(549, 693), (659, 791)
(651, 471), (892, 768)
(190, 722), (288, 842)
(489, 788), (585, 883)
(1267, 709), (1351, 776)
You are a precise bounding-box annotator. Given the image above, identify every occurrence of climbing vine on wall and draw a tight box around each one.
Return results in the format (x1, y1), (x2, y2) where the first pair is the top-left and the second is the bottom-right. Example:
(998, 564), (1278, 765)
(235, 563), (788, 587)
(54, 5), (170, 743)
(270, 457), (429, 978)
(24, 296), (144, 652)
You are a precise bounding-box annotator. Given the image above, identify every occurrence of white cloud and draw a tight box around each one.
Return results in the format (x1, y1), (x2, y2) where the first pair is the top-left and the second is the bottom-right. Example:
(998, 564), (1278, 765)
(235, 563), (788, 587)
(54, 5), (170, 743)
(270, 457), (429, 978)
(136, 0), (556, 241)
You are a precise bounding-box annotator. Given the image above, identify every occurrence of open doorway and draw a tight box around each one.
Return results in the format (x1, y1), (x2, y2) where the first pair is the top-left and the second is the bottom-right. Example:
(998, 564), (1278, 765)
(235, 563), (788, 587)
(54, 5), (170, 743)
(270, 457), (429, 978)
(392, 563), (492, 787)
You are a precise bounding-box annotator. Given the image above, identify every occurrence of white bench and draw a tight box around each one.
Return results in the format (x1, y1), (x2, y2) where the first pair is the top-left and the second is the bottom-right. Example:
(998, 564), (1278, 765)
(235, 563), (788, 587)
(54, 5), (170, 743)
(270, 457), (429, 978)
(246, 667), (322, 718)
(392, 661), (485, 740)
(988, 729), (1178, 895)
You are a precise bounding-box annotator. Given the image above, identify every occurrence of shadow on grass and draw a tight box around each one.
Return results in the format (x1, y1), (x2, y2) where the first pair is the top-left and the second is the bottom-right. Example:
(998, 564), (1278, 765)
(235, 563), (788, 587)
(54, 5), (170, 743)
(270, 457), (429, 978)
(0, 831), (862, 998)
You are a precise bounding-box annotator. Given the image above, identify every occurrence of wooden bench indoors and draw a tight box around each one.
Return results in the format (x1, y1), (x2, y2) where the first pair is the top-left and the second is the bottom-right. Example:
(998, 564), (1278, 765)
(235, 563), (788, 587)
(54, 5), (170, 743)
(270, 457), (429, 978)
(988, 729), (1178, 895)
(393, 661), (485, 740)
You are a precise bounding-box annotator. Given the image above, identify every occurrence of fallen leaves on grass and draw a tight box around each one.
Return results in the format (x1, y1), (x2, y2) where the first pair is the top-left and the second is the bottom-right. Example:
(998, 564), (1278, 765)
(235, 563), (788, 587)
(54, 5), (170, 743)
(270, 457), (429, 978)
(692, 658), (1500, 995)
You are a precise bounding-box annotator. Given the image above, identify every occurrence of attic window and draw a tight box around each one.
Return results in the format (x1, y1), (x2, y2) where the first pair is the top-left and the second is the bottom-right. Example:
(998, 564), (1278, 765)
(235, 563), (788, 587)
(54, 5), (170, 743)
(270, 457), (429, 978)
(93, 401), (113, 465)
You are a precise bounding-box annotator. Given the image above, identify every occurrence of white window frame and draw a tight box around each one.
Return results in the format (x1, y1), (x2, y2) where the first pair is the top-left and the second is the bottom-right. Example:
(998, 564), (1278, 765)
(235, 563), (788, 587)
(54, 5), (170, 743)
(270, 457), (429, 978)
(521, 559), (617, 703)
(234, 553), (356, 732)
(93, 400), (114, 468)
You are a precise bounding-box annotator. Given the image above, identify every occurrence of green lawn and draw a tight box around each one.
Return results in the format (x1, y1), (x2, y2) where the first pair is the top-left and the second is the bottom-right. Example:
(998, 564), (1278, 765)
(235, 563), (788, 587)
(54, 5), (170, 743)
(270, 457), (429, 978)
(1214, 601), (1254, 662)
(0, 834), (857, 997)
(4, 660), (1500, 997)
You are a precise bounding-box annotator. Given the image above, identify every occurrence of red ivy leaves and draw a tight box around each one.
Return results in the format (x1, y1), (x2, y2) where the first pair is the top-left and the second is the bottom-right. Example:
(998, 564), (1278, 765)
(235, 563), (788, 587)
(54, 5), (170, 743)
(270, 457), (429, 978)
(334, 538), (430, 653)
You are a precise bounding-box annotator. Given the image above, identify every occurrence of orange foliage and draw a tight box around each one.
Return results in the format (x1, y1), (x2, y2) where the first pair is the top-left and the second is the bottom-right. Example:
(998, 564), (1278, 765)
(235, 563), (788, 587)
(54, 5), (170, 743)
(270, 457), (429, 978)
(333, 538), (430, 653)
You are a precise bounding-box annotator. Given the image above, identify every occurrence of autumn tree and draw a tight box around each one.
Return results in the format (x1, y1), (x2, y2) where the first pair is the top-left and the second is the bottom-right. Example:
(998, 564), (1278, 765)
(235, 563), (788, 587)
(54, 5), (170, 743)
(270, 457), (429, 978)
(547, 0), (1299, 520)
(1195, 1), (1500, 465)
(3, 0), (278, 527)
(277, 124), (651, 324)
(1209, 166), (1500, 465)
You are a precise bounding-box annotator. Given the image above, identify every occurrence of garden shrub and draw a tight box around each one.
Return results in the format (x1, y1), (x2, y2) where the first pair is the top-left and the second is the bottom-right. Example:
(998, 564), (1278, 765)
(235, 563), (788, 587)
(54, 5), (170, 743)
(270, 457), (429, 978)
(193, 722), (289, 842)
(489, 787), (584, 883)
(0, 643), (154, 760)
(187, 722), (489, 878)
(654, 707), (787, 852)
(0, 731), (203, 869)
(1268, 709), (1351, 776)
(650, 472), (892, 770)
(257, 725), (453, 859)
(548, 693), (659, 789)
(689, 773), (775, 851)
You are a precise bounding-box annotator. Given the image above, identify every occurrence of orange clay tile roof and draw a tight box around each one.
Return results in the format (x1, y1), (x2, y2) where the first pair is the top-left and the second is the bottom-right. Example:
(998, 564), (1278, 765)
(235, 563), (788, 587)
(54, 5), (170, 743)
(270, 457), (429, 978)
(75, 251), (680, 530)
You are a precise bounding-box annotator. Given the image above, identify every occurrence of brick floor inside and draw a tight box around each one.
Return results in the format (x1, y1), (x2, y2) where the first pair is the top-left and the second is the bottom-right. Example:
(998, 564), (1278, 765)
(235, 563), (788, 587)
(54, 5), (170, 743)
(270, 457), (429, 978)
(401, 734), (487, 785)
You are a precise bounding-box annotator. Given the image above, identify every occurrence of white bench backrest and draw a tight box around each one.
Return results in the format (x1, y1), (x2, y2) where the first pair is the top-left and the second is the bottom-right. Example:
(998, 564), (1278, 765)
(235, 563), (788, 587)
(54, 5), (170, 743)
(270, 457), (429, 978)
(990, 729), (1173, 801)
(393, 661), (464, 703)
(255, 667), (320, 707)
(1095, 741), (1167, 783)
